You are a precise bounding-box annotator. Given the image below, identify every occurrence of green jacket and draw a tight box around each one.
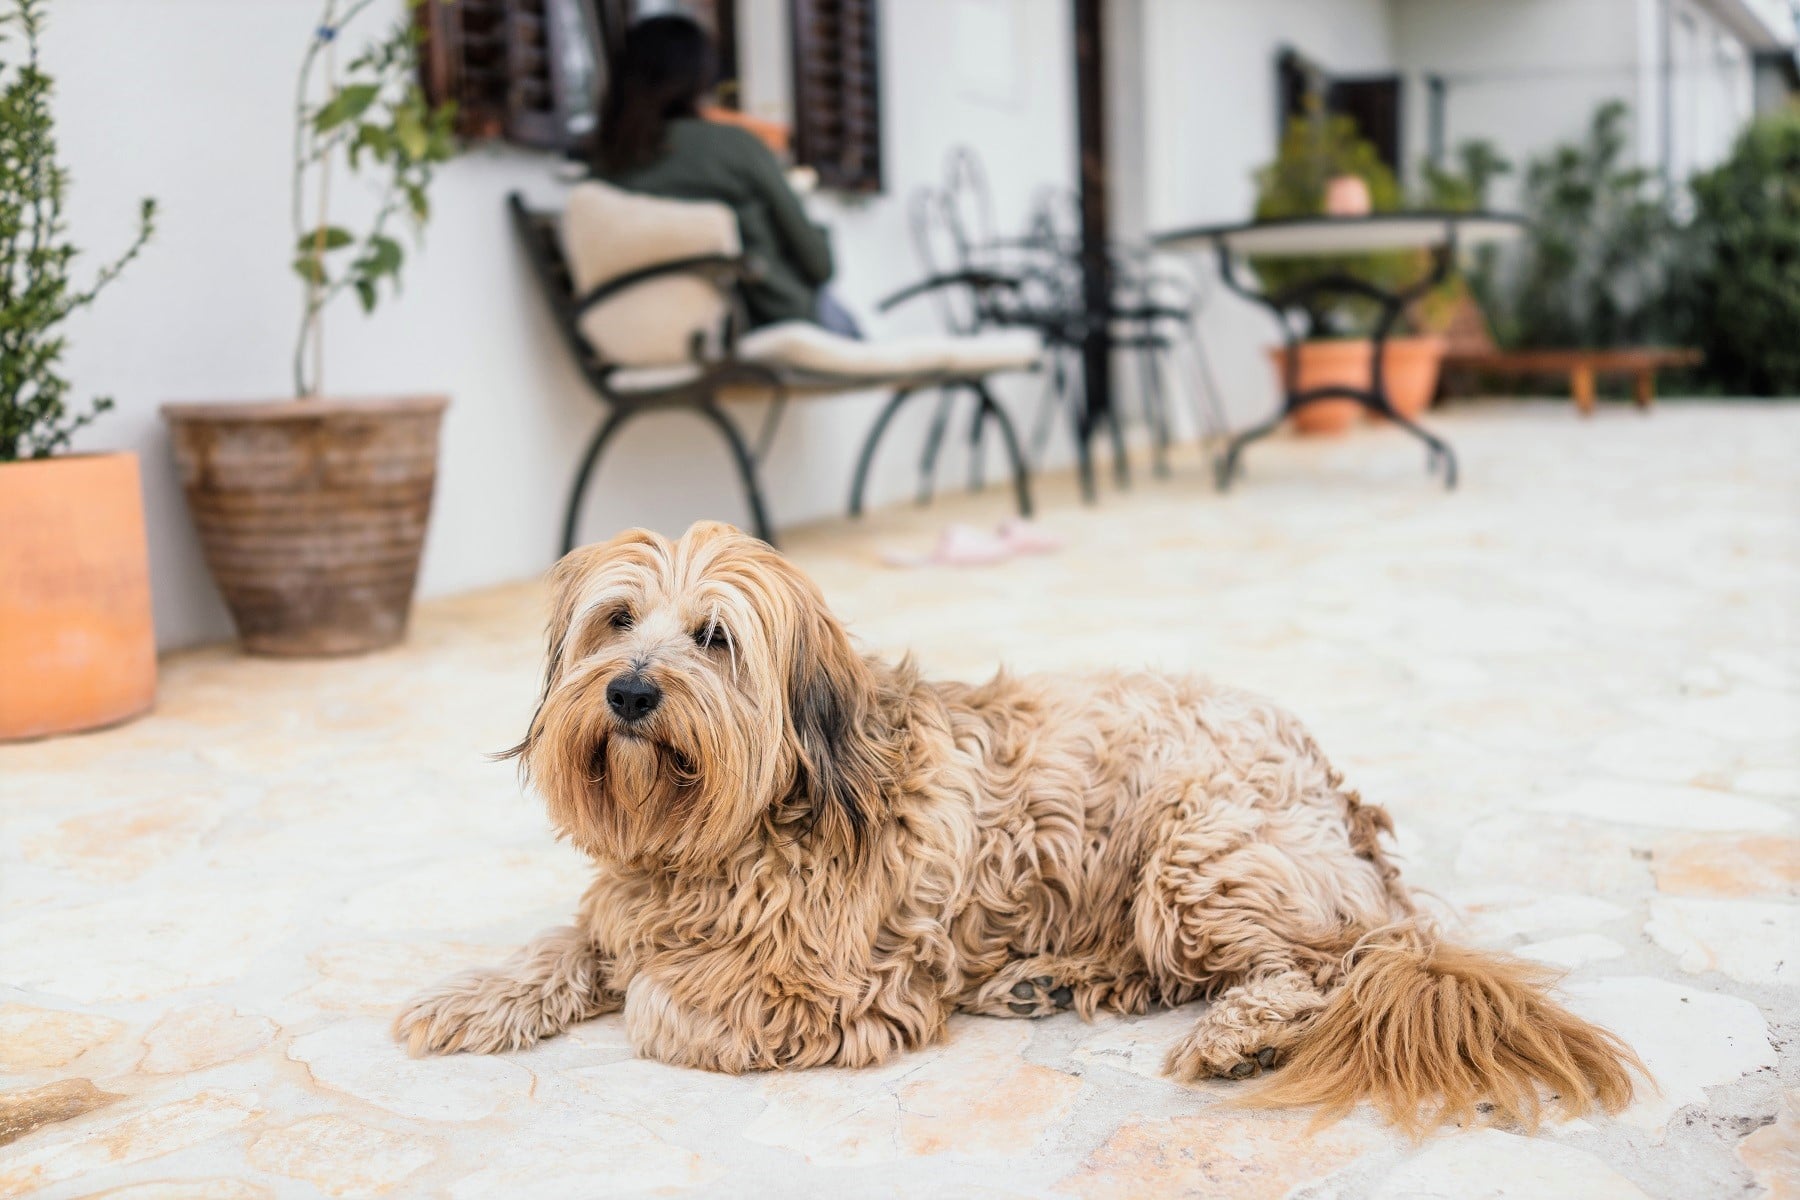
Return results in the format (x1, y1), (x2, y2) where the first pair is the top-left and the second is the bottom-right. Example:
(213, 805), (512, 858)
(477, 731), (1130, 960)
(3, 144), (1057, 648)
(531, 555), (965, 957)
(599, 118), (833, 328)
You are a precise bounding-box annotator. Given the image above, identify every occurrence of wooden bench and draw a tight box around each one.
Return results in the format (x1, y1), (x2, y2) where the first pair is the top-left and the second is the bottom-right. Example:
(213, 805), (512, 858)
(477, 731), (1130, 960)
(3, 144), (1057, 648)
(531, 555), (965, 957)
(1442, 346), (1703, 414)
(1432, 293), (1700, 414)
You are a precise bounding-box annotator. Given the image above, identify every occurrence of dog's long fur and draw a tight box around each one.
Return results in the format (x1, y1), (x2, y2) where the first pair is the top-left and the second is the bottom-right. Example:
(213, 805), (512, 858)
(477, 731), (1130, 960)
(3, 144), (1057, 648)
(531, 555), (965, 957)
(396, 522), (1641, 1133)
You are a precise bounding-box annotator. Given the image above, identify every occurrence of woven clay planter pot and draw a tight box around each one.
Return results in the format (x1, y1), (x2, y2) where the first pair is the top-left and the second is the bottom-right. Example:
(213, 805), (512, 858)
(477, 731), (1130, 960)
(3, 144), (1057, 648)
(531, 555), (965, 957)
(0, 452), (157, 740)
(162, 396), (448, 657)
(1268, 336), (1447, 434)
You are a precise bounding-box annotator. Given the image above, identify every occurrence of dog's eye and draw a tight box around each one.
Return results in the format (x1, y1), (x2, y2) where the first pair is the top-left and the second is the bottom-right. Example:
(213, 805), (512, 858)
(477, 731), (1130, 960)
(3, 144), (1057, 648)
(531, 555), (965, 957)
(608, 610), (634, 632)
(693, 624), (731, 651)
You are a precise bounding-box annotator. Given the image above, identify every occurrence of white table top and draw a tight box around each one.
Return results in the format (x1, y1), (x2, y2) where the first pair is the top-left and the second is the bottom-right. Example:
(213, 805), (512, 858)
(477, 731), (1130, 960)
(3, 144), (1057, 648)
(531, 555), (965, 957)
(1153, 212), (1526, 258)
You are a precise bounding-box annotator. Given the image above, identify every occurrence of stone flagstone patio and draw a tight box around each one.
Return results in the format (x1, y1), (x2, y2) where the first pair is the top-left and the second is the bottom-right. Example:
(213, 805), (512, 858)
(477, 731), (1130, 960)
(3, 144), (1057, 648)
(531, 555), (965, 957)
(1, 402), (1796, 1198)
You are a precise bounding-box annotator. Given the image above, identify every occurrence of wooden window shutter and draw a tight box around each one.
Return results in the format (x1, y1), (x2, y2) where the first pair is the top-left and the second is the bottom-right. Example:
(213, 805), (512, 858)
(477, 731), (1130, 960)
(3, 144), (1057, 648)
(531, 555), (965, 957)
(504, 0), (565, 148)
(418, 0), (511, 141)
(417, 0), (601, 151)
(790, 0), (883, 193)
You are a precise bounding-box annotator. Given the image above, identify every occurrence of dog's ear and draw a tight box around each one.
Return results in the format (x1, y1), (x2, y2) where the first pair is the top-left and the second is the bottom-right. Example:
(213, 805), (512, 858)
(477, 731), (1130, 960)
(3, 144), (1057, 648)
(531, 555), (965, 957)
(498, 530), (660, 764)
(786, 584), (889, 850)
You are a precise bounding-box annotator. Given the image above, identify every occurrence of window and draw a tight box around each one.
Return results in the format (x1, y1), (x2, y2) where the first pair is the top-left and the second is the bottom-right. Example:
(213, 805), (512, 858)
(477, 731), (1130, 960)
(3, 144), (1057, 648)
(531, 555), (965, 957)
(417, 0), (603, 150)
(682, 0), (744, 109)
(1277, 48), (1403, 175)
(417, 0), (742, 155)
(418, 1), (834, 169)
(416, 0), (510, 142)
(789, 0), (883, 193)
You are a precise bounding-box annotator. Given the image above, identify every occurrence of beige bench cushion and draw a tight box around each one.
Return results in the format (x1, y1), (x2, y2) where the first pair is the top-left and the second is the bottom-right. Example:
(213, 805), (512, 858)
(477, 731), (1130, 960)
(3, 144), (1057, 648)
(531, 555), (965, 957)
(738, 322), (1039, 378)
(608, 325), (1041, 395)
(562, 181), (740, 369)
(941, 330), (1043, 375)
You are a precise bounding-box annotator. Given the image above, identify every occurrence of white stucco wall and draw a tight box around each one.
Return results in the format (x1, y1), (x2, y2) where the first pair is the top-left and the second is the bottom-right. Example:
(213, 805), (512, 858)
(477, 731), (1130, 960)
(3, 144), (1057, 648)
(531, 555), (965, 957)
(1390, 0), (1649, 207)
(1665, 0), (1760, 178)
(1389, 0), (1758, 201)
(47, 0), (1073, 650)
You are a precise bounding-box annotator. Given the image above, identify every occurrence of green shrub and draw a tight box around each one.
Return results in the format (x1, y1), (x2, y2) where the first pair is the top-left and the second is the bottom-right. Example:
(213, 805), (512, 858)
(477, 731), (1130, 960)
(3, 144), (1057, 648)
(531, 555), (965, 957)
(1419, 139), (1512, 213)
(0, 0), (154, 462)
(1496, 100), (1682, 351)
(1678, 106), (1800, 396)
(1415, 138), (1512, 335)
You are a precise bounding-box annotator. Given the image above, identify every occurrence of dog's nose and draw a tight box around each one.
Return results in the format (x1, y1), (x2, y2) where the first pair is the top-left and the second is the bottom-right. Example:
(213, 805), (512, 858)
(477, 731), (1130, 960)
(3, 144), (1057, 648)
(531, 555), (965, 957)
(605, 673), (662, 723)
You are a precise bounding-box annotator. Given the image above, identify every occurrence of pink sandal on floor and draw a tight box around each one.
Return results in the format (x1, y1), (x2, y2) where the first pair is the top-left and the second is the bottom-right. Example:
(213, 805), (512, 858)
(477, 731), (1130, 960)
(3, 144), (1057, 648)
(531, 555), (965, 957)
(995, 517), (1063, 555)
(882, 523), (1017, 568)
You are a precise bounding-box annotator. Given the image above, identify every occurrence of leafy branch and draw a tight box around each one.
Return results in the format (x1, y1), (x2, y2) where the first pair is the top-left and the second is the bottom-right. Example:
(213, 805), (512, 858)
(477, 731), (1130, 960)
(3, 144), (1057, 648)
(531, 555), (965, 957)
(292, 0), (457, 397)
(0, 0), (156, 462)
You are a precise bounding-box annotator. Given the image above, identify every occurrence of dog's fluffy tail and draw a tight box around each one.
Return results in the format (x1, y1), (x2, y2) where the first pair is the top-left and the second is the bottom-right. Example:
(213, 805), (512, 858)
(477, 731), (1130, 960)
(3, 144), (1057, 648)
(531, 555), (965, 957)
(1251, 924), (1644, 1135)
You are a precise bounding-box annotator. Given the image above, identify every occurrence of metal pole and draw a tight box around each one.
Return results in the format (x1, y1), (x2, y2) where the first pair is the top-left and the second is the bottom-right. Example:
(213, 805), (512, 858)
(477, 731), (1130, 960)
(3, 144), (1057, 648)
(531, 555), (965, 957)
(1073, 0), (1112, 466)
(1427, 74), (1446, 168)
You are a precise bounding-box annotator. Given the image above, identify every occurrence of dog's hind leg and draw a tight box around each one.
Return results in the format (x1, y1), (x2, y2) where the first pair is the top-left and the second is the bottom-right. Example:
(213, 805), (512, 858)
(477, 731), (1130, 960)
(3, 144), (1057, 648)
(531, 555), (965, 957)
(1131, 764), (1399, 1083)
(394, 925), (621, 1056)
(1164, 967), (1331, 1079)
(1140, 841), (1348, 1081)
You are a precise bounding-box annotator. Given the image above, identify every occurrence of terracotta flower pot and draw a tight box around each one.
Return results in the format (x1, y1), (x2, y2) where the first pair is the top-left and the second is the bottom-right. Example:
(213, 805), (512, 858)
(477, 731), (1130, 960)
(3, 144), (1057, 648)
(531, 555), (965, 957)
(1324, 174), (1372, 217)
(1268, 341), (1367, 435)
(162, 396), (448, 657)
(0, 452), (157, 740)
(1268, 337), (1448, 434)
(1376, 335), (1447, 420)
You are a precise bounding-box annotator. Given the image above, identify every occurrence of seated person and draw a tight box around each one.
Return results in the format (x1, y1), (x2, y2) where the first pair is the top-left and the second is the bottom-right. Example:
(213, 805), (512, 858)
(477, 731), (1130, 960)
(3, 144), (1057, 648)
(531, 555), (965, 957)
(592, 15), (859, 338)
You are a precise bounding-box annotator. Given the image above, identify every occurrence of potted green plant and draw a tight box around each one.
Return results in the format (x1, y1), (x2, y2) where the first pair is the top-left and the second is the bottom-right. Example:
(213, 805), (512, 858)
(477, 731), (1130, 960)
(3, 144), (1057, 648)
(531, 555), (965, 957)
(0, 0), (158, 740)
(1252, 112), (1446, 431)
(162, 0), (457, 656)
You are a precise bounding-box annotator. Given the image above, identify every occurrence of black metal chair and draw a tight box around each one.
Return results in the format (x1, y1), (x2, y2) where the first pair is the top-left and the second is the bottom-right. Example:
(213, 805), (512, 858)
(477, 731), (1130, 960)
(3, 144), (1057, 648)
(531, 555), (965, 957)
(510, 189), (1040, 553)
(1014, 185), (1230, 481)
(888, 156), (1107, 503)
(887, 152), (1228, 504)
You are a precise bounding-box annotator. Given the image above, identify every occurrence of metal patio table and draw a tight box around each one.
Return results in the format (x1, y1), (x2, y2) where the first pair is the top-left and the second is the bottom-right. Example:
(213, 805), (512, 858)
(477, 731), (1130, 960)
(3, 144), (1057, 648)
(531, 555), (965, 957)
(1153, 212), (1524, 490)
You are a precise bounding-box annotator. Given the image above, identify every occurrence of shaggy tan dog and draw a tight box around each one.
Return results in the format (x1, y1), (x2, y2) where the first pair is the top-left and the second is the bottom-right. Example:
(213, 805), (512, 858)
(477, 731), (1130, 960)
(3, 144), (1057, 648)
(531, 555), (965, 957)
(396, 521), (1641, 1133)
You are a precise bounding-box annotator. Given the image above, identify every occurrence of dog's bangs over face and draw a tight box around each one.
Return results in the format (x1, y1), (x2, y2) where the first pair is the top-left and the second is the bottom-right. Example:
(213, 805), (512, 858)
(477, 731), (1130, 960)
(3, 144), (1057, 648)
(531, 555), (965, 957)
(513, 522), (886, 871)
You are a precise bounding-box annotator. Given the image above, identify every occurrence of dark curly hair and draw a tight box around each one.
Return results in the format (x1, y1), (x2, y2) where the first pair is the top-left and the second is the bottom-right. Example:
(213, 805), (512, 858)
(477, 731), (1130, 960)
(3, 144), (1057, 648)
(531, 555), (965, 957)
(592, 15), (717, 175)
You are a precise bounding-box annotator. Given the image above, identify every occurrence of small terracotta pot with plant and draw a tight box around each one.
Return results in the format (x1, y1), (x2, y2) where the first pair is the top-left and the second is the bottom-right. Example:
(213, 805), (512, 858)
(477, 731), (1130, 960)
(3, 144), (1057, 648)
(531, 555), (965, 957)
(0, 0), (158, 740)
(163, 0), (457, 657)
(1252, 111), (1448, 434)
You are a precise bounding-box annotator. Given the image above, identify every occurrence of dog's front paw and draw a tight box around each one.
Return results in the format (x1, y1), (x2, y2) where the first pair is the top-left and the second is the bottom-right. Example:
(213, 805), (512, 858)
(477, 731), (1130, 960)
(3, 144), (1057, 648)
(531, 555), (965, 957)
(393, 971), (539, 1057)
(1004, 975), (1075, 1017)
(965, 962), (1082, 1019)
